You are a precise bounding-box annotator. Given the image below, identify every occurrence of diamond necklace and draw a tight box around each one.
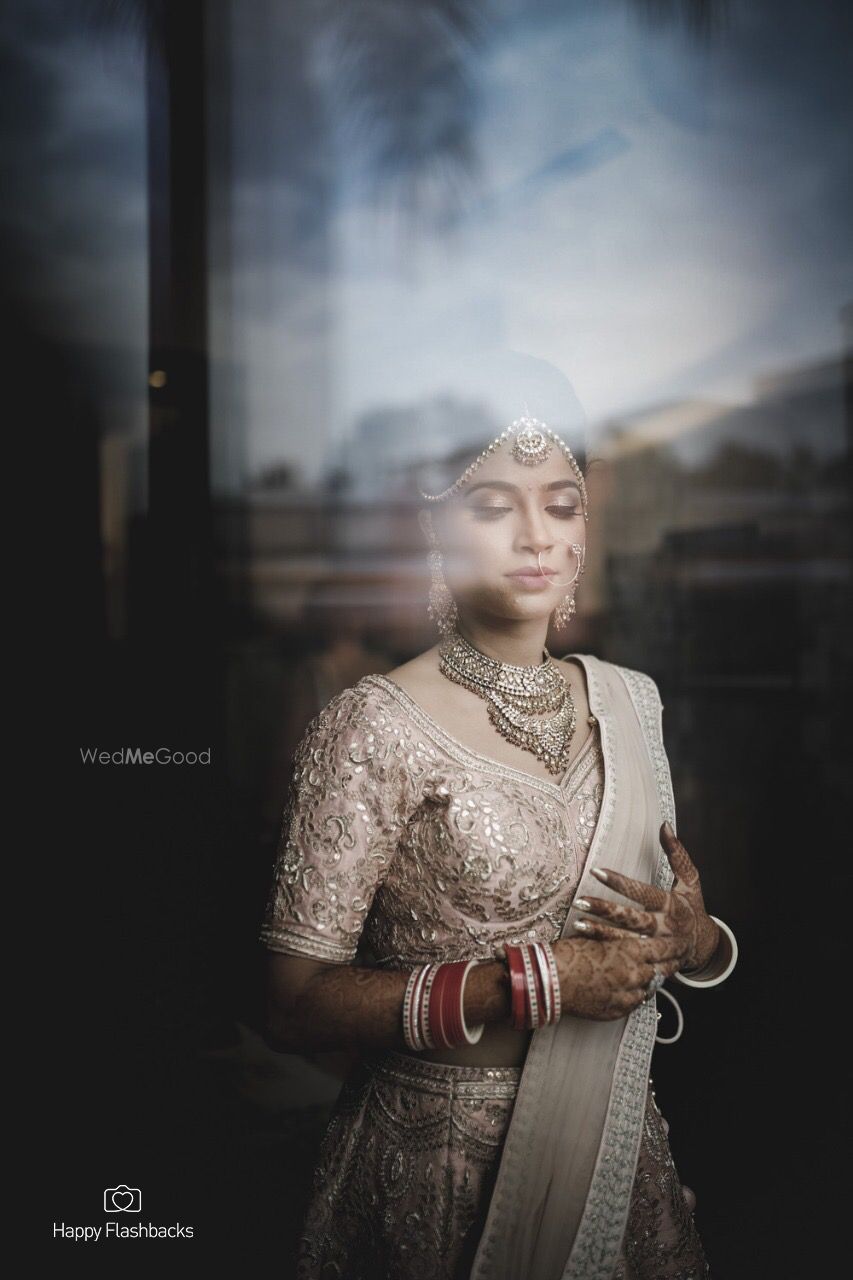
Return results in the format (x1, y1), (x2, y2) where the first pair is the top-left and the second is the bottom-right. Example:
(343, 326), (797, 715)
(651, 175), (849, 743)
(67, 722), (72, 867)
(437, 625), (577, 776)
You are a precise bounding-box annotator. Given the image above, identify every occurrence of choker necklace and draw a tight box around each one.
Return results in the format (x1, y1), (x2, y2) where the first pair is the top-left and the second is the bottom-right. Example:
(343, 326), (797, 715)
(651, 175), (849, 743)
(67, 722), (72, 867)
(438, 626), (577, 776)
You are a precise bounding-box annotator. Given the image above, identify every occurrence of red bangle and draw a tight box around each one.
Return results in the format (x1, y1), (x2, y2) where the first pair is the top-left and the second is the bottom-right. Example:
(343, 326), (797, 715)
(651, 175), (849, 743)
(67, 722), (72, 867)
(425, 960), (486, 1048)
(442, 963), (465, 1046)
(505, 945), (529, 1030)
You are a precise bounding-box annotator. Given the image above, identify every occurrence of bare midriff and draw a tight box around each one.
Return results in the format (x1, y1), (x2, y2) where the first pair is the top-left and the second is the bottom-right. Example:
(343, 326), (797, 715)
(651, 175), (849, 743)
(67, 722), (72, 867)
(396, 1021), (533, 1068)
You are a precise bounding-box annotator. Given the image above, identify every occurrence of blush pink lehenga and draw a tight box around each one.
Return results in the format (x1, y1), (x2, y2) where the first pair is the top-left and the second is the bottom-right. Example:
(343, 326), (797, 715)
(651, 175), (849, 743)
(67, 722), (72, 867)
(259, 665), (711, 1279)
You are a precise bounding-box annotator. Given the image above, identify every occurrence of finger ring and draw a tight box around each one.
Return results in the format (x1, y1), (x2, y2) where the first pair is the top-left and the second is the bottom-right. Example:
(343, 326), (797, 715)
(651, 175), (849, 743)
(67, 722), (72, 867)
(645, 969), (665, 1001)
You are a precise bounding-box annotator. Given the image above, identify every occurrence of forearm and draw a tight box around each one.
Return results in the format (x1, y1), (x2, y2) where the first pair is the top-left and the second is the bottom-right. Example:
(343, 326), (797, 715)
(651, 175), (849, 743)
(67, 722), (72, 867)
(277, 958), (513, 1054)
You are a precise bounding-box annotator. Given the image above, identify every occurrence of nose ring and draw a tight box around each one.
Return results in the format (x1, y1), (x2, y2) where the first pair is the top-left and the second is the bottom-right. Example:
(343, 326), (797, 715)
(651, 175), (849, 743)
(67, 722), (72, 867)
(539, 540), (585, 587)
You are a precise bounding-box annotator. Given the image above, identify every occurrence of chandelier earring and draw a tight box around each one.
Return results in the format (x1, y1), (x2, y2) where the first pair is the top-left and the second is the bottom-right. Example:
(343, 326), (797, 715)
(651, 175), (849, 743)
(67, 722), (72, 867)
(423, 517), (458, 637)
(540, 540), (585, 632)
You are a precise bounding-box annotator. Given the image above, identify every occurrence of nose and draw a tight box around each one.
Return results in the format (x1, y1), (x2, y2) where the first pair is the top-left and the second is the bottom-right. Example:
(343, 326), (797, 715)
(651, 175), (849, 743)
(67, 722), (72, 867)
(517, 500), (553, 553)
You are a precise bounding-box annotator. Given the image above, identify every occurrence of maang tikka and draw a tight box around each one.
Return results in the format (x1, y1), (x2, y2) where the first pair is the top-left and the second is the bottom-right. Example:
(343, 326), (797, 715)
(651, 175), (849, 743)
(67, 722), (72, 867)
(419, 413), (588, 636)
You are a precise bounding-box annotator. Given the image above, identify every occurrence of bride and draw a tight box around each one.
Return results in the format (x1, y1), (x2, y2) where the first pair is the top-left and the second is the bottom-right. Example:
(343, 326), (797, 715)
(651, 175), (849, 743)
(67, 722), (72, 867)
(259, 350), (737, 1279)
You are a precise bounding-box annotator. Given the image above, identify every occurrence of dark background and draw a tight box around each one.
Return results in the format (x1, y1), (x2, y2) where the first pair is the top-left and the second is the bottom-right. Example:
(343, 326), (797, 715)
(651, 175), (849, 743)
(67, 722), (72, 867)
(7, 0), (850, 1272)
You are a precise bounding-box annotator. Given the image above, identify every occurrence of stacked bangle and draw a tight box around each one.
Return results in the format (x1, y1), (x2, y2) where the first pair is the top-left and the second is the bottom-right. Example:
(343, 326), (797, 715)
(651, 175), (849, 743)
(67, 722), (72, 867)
(402, 962), (433, 1050)
(504, 940), (562, 1030)
(402, 959), (486, 1051)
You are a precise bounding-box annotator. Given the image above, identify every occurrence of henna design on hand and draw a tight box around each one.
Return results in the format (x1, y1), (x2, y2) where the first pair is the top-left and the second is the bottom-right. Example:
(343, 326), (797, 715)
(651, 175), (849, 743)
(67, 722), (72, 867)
(551, 934), (686, 1021)
(576, 822), (720, 973)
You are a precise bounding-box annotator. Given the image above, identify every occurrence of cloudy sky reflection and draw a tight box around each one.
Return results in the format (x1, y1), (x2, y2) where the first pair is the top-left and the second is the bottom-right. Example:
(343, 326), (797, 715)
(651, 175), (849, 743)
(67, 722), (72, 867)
(3, 0), (850, 489)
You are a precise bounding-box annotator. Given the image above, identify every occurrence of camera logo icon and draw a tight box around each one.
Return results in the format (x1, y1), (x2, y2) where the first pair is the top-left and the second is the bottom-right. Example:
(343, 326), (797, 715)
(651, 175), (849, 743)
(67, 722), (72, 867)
(103, 1185), (141, 1213)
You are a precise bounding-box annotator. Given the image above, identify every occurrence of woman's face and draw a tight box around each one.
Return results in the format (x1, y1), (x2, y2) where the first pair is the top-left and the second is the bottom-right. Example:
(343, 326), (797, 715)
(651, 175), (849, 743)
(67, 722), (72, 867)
(426, 445), (586, 624)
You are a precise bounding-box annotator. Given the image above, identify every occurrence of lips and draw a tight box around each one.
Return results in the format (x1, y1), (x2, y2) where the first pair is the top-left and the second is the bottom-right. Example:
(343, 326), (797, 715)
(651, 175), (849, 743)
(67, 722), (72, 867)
(508, 567), (554, 577)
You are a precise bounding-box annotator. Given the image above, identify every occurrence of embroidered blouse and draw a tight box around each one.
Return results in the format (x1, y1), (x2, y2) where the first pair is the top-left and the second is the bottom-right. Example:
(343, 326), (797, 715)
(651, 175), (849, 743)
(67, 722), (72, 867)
(258, 667), (603, 970)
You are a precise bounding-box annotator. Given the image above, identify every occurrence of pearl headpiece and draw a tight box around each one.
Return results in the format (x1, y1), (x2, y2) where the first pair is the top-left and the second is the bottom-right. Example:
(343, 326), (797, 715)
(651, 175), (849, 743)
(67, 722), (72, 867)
(417, 413), (589, 521)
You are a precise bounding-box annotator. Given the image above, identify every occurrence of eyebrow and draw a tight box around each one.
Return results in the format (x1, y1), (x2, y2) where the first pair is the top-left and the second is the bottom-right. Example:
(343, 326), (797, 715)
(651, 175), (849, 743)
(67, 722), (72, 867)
(463, 479), (581, 498)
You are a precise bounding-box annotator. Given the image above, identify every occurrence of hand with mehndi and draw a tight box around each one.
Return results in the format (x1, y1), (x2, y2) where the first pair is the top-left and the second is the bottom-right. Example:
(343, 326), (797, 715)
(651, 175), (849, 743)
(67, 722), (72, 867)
(573, 820), (721, 975)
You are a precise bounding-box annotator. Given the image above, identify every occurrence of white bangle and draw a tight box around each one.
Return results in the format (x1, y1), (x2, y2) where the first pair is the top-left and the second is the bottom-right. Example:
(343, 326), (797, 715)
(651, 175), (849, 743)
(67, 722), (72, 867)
(402, 963), (431, 1051)
(655, 986), (685, 1044)
(459, 959), (485, 1044)
(673, 915), (738, 988)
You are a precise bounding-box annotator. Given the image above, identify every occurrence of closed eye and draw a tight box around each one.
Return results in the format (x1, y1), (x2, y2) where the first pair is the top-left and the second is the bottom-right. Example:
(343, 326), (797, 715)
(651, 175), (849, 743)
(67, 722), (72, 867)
(471, 505), (580, 521)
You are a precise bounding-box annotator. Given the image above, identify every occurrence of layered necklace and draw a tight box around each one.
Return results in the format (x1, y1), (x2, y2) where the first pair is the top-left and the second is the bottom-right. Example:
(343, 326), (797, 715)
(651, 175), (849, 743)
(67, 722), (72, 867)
(438, 625), (579, 776)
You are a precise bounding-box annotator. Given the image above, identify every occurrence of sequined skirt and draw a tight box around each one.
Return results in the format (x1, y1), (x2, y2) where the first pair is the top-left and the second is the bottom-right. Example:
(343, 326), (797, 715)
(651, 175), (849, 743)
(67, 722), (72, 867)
(293, 1048), (710, 1280)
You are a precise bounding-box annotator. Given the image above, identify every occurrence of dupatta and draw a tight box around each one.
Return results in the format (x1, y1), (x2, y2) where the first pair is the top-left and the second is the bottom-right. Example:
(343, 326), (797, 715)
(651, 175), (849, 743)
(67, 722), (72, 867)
(470, 652), (677, 1280)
